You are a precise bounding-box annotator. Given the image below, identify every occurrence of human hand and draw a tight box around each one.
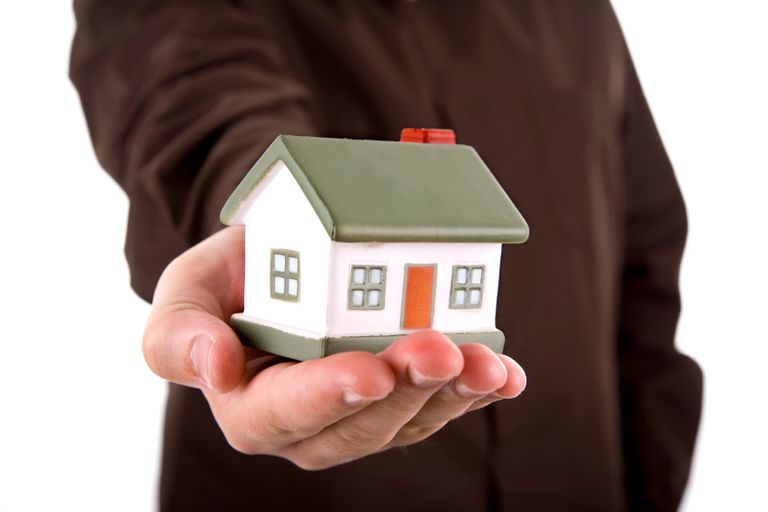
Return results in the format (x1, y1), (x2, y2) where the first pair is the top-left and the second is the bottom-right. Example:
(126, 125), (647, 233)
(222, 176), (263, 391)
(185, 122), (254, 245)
(143, 226), (526, 470)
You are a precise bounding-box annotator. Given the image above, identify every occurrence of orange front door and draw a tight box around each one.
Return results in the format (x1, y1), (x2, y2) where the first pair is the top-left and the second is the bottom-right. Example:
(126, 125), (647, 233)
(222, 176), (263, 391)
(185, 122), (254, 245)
(402, 265), (436, 330)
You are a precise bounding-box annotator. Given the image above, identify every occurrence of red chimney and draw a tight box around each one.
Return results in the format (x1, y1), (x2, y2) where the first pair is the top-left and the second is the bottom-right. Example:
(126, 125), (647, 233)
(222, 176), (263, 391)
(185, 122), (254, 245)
(400, 128), (456, 144)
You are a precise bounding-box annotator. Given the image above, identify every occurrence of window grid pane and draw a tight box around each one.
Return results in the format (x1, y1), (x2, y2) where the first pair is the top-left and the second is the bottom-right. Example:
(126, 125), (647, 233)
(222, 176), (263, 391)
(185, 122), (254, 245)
(348, 265), (387, 310)
(273, 254), (286, 272)
(271, 249), (300, 302)
(367, 290), (380, 307)
(450, 265), (484, 309)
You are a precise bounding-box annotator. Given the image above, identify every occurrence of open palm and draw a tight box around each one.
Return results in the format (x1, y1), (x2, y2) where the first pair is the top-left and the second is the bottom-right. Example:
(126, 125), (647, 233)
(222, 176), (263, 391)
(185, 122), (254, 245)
(143, 226), (526, 469)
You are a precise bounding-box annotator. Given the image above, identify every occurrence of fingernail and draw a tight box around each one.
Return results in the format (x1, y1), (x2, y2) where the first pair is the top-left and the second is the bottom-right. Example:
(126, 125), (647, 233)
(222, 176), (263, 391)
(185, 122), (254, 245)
(497, 354), (527, 399)
(190, 334), (214, 390)
(407, 366), (448, 388)
(508, 358), (527, 398)
(342, 388), (373, 406)
(453, 380), (485, 398)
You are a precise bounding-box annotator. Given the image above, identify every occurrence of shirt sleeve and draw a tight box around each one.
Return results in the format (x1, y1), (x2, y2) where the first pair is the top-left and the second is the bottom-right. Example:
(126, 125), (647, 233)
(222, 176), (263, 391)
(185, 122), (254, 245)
(70, 0), (317, 246)
(617, 29), (703, 511)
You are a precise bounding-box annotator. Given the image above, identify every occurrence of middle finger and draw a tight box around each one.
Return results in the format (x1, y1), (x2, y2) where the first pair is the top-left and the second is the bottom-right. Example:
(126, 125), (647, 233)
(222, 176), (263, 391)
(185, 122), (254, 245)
(388, 343), (508, 446)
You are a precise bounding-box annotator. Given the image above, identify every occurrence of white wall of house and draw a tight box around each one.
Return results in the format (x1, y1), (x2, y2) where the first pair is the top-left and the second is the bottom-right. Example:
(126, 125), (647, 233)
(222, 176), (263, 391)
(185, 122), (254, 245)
(326, 242), (502, 337)
(241, 161), (331, 338)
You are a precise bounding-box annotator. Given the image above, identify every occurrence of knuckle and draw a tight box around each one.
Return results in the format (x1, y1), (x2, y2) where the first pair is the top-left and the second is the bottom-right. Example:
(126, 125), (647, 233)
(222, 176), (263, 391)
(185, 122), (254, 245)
(210, 406), (278, 456)
(289, 454), (338, 472)
(259, 408), (297, 442)
(391, 422), (445, 446)
(222, 431), (261, 456)
(215, 416), (265, 455)
(332, 423), (389, 453)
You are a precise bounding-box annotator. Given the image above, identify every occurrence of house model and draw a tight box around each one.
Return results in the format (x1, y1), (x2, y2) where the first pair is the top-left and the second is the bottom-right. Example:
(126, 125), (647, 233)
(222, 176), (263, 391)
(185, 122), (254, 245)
(220, 129), (529, 360)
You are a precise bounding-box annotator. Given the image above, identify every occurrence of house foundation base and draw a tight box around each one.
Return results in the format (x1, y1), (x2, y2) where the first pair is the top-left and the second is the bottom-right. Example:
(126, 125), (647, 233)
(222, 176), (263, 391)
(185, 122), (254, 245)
(230, 314), (506, 361)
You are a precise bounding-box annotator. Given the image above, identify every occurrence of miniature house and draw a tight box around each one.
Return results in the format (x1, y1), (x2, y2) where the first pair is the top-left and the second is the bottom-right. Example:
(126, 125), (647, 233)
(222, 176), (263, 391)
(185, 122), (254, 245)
(220, 130), (528, 360)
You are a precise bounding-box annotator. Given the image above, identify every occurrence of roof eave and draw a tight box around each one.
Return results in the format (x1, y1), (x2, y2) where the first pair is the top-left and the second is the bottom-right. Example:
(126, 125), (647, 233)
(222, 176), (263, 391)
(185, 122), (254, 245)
(331, 224), (529, 244)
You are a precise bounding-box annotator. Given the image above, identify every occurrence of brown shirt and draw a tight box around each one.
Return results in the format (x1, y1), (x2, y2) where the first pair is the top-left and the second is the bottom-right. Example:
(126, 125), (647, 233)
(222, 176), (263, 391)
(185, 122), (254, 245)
(70, 1), (702, 510)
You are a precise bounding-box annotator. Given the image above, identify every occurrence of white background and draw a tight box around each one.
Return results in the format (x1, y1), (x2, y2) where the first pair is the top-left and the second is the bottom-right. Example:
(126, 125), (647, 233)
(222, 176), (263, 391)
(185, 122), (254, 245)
(0, 2), (765, 510)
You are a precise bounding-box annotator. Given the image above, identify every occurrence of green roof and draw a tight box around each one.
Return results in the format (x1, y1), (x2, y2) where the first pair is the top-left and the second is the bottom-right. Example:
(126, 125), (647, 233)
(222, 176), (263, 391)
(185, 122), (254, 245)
(220, 135), (529, 243)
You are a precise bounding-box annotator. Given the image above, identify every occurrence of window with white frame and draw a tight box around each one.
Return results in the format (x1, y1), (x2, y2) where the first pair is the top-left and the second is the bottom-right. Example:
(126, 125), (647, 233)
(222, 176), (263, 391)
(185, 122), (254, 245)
(270, 249), (300, 301)
(348, 265), (386, 310)
(450, 265), (484, 309)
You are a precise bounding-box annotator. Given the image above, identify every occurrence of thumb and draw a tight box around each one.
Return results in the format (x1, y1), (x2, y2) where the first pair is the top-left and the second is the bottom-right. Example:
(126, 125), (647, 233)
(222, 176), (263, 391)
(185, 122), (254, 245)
(143, 307), (246, 393)
(142, 227), (247, 392)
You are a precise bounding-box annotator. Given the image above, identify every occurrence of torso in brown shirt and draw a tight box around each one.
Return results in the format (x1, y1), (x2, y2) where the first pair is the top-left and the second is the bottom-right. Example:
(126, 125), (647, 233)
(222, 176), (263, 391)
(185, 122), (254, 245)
(70, 1), (702, 510)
